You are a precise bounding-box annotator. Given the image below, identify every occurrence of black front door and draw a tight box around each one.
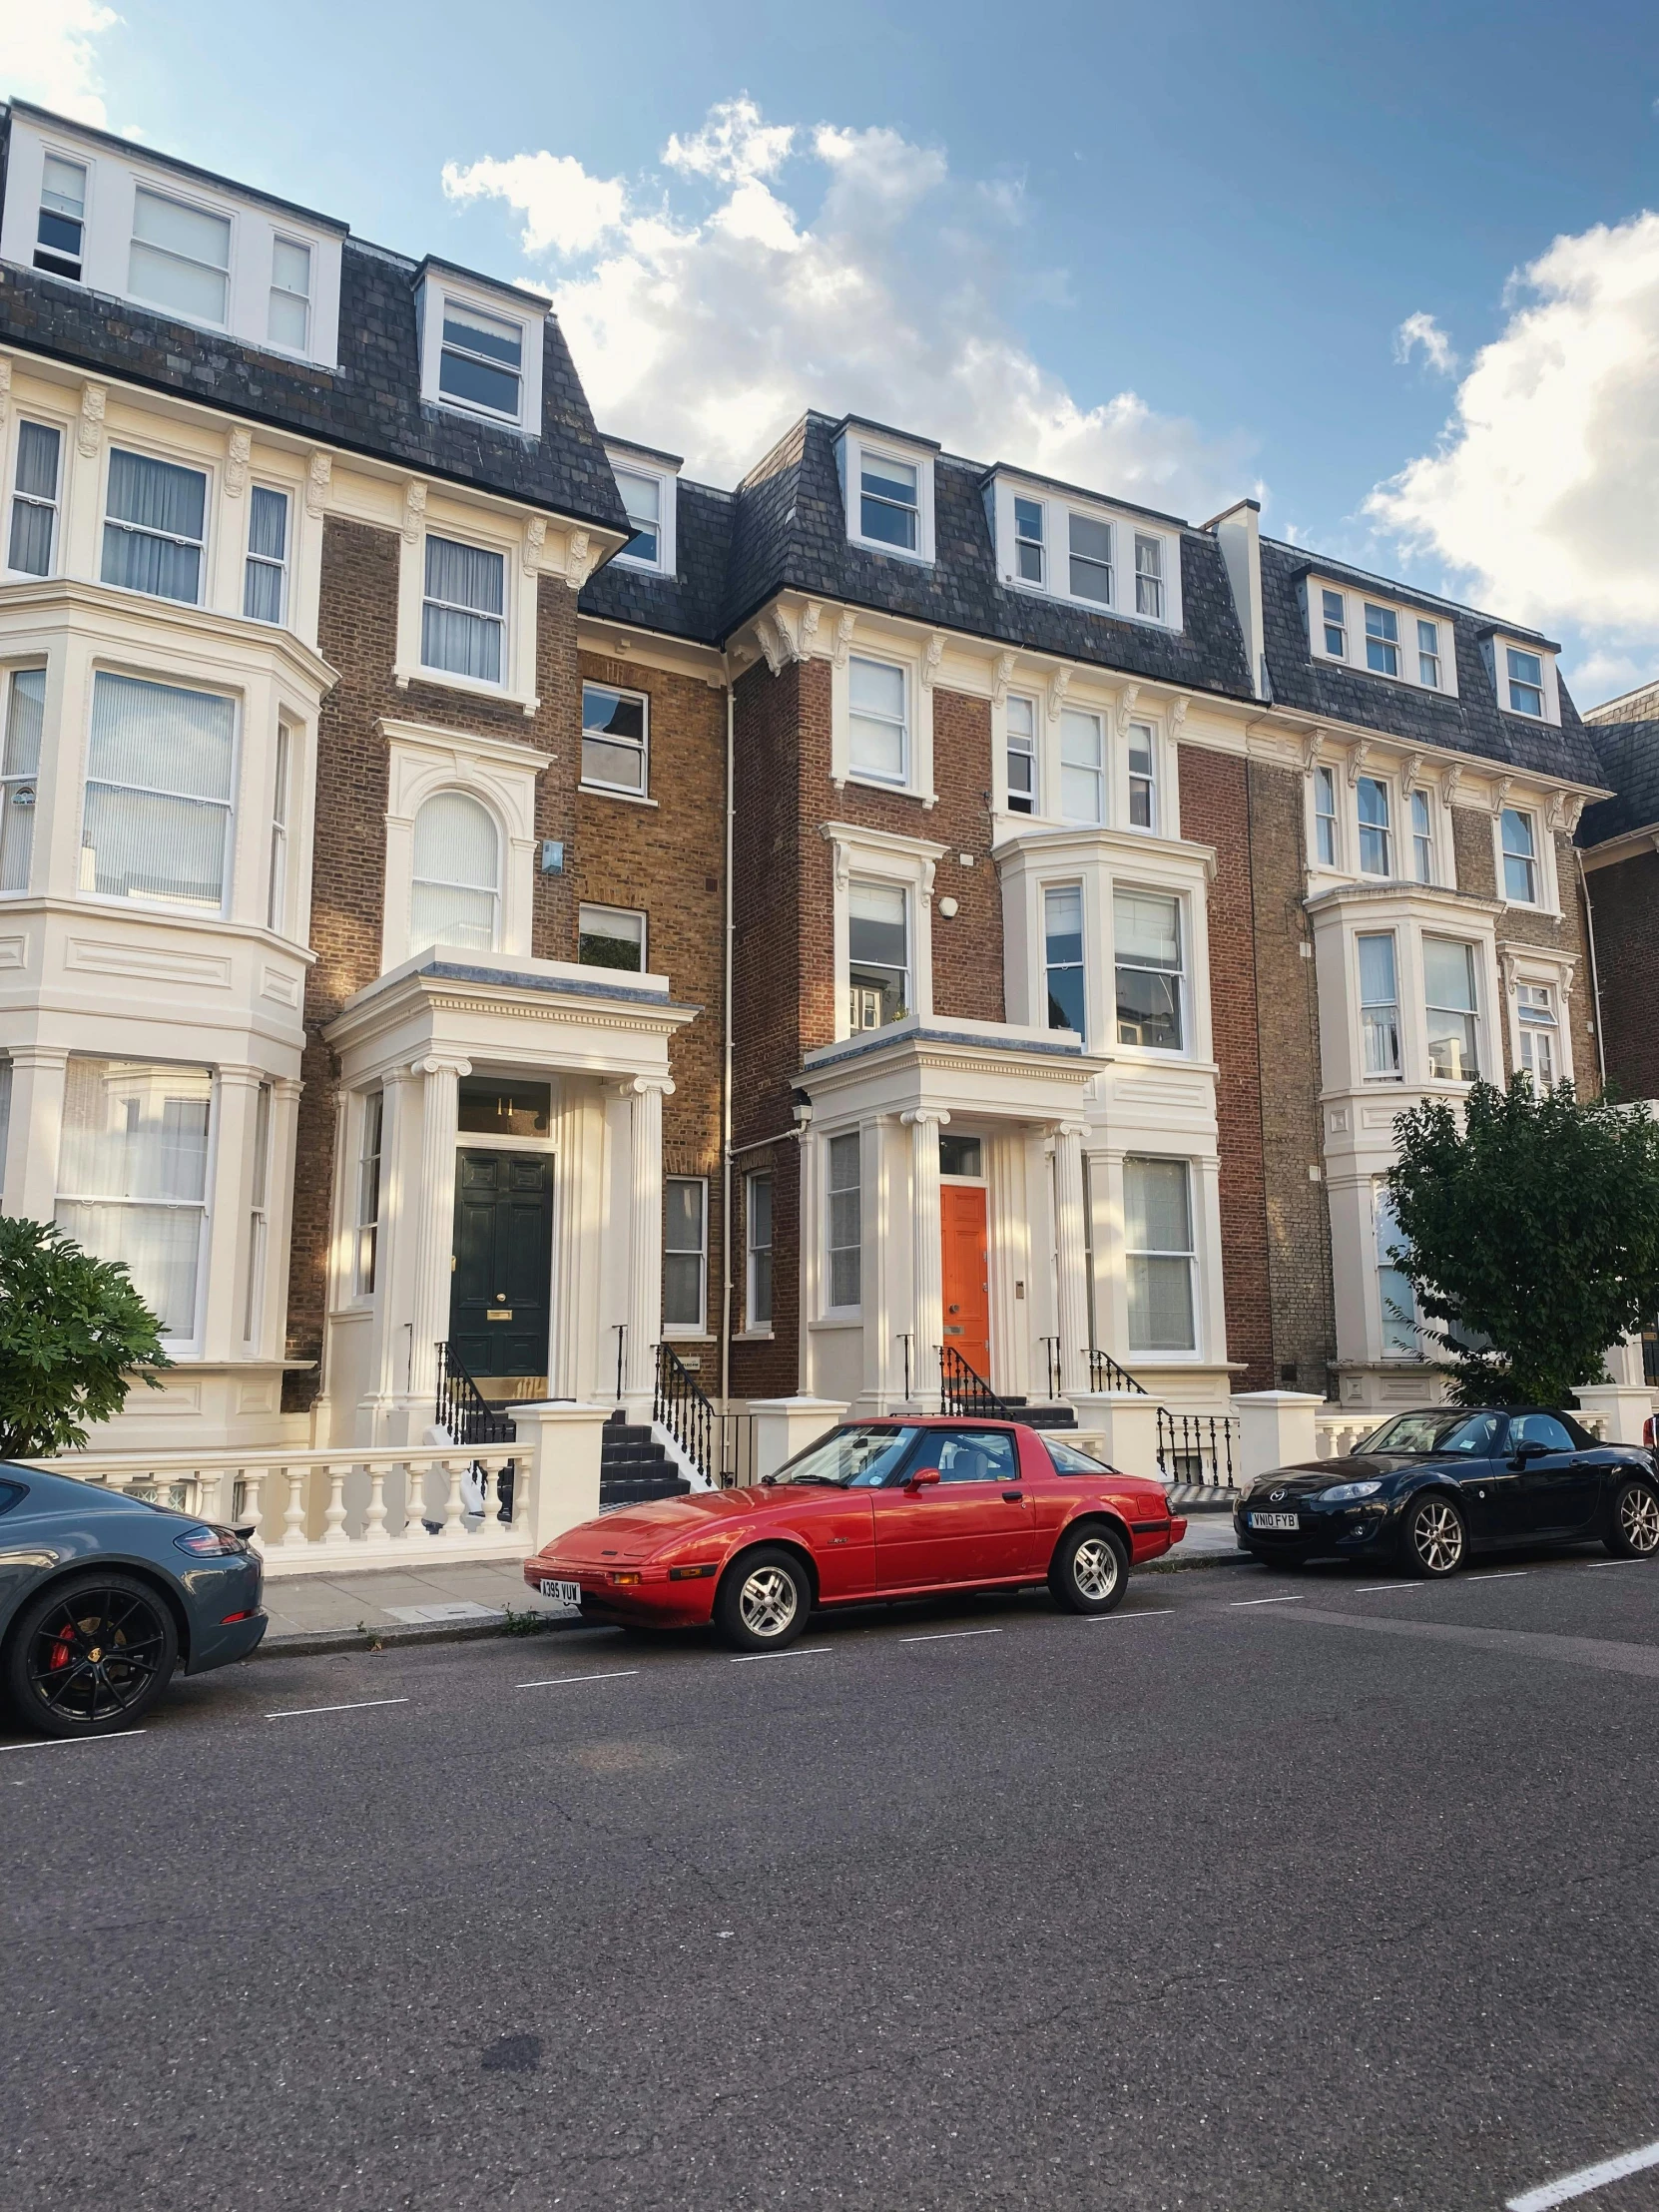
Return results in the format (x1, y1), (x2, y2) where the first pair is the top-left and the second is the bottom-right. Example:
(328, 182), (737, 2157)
(450, 1150), (553, 1381)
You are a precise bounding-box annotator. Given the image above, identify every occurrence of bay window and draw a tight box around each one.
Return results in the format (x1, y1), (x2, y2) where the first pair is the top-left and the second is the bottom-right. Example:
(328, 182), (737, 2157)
(746, 1172), (774, 1330)
(848, 657), (908, 784)
(1124, 1157), (1196, 1354)
(1114, 888), (1183, 1051)
(1357, 776), (1391, 875)
(1005, 694), (1036, 813)
(0, 668), (45, 894)
(421, 535), (505, 683)
(827, 1132), (861, 1310)
(1359, 932), (1400, 1079)
(664, 1178), (708, 1334)
(80, 673), (235, 912)
(9, 420), (62, 576)
(409, 790), (500, 951)
(581, 682), (648, 794)
(102, 448), (208, 605)
(1424, 938), (1479, 1081)
(1060, 708), (1104, 825)
(1044, 885), (1085, 1036)
(56, 1057), (213, 1341)
(848, 878), (909, 1030)
(1501, 808), (1538, 903)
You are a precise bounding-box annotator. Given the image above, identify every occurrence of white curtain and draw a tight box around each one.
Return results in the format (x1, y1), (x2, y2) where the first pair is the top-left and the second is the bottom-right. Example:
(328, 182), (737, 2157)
(82, 673), (233, 909)
(1, 669), (44, 893)
(410, 791), (499, 950)
(102, 449), (208, 600)
(1124, 1157), (1195, 1353)
(56, 1058), (213, 1338)
(422, 536), (505, 682)
(128, 188), (230, 321)
(848, 658), (906, 780)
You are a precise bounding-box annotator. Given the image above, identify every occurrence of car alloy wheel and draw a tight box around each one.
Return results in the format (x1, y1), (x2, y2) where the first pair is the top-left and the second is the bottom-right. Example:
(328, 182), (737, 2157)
(1608, 1479), (1659, 1559)
(713, 1545), (811, 1652)
(1404, 1494), (1464, 1577)
(1050, 1521), (1129, 1615)
(1072, 1536), (1121, 1603)
(8, 1573), (179, 1737)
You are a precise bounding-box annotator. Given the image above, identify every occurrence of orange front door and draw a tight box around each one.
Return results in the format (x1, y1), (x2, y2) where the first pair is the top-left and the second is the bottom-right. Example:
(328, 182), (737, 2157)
(940, 1184), (991, 1380)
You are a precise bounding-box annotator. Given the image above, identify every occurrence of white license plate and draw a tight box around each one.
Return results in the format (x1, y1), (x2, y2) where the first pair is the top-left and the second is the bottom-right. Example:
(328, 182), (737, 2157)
(1248, 1511), (1301, 1532)
(538, 1579), (582, 1609)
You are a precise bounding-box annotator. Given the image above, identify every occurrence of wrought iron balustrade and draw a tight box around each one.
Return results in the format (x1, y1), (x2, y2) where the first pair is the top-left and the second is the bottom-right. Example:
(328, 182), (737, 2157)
(939, 1345), (1015, 1420)
(436, 1343), (517, 1446)
(655, 1343), (716, 1485)
(1155, 1407), (1239, 1490)
(1086, 1348), (1149, 1395)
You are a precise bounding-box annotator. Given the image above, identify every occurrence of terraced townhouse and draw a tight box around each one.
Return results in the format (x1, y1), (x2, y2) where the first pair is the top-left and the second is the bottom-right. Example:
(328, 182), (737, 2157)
(0, 102), (1627, 1480)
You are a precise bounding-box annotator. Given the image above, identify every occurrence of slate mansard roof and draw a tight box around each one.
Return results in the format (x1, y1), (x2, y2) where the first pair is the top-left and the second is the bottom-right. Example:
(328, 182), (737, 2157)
(0, 104), (628, 537)
(1578, 723), (1659, 846)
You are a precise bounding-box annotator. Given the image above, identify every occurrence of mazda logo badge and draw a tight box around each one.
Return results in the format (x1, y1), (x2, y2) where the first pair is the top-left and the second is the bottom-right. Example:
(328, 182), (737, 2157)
(1269, 1487), (1286, 1502)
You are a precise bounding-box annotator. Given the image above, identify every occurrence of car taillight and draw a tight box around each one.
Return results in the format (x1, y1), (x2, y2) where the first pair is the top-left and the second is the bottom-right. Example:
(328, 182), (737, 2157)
(174, 1525), (250, 1557)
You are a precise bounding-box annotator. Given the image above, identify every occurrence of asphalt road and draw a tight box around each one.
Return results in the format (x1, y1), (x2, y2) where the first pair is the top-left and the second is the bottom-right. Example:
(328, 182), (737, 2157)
(7, 1543), (1659, 2212)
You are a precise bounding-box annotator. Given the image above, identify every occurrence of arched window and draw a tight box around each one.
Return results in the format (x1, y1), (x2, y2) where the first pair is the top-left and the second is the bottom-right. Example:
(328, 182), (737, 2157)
(410, 791), (499, 951)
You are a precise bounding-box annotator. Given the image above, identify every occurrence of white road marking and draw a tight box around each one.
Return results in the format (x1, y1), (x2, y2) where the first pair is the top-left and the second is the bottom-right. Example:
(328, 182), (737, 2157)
(1087, 1608), (1175, 1621)
(1353, 1583), (1426, 1594)
(1585, 1558), (1649, 1568)
(1231, 1595), (1304, 1607)
(899, 1627), (1004, 1644)
(1466, 1571), (1528, 1582)
(730, 1645), (831, 1664)
(264, 1698), (410, 1720)
(1506, 2136), (1659, 2210)
(515, 1670), (638, 1690)
(0, 1729), (148, 1753)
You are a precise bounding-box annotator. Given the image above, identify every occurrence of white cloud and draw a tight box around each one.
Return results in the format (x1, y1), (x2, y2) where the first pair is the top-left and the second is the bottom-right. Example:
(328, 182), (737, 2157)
(442, 97), (1254, 507)
(1393, 309), (1458, 374)
(1370, 213), (1659, 668)
(4, 0), (118, 126)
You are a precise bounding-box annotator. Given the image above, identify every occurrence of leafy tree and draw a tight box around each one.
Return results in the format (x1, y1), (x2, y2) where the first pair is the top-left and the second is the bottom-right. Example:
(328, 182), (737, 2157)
(0, 1217), (171, 1459)
(1385, 1075), (1659, 1406)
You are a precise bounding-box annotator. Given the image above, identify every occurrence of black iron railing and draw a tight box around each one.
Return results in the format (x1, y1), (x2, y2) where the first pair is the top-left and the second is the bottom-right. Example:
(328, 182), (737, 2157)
(655, 1343), (716, 1484)
(1087, 1348), (1149, 1395)
(939, 1345), (1015, 1420)
(1038, 1336), (1064, 1399)
(435, 1343), (517, 1446)
(1156, 1407), (1239, 1490)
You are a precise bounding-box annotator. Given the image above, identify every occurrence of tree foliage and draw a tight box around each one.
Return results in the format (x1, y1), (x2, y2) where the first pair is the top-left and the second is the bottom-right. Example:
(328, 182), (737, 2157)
(0, 1217), (172, 1460)
(1385, 1076), (1659, 1406)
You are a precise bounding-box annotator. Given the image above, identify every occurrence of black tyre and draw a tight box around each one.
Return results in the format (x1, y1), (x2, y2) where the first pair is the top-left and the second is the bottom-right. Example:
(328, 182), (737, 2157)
(1605, 1476), (1659, 1560)
(713, 1546), (812, 1653)
(1400, 1492), (1466, 1578)
(6, 1573), (178, 1737)
(1049, 1522), (1129, 1615)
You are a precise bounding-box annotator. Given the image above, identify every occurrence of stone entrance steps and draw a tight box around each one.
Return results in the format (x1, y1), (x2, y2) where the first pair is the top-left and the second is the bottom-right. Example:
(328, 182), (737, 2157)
(998, 1396), (1078, 1431)
(600, 1415), (693, 1510)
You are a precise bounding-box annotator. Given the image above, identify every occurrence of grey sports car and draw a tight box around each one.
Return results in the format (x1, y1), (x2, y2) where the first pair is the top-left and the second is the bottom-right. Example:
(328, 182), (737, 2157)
(0, 1462), (266, 1737)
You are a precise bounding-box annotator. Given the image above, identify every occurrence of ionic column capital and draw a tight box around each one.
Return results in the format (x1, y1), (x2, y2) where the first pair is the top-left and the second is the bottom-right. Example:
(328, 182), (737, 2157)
(411, 1053), (472, 1081)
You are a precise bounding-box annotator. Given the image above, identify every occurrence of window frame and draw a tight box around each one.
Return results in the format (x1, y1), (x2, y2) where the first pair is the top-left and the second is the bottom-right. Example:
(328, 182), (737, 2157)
(1357, 774), (1393, 877)
(1013, 496), (1045, 584)
(1416, 618), (1442, 690)
(1423, 935), (1481, 1084)
(1375, 1183), (1420, 1359)
(127, 182), (234, 330)
(78, 669), (240, 919)
(1409, 788), (1434, 885)
(1112, 884), (1186, 1055)
(101, 442), (212, 609)
(268, 235), (312, 355)
(35, 151), (88, 282)
(1004, 691), (1038, 815)
(243, 1079), (274, 1345)
(846, 653), (911, 789)
(1309, 578), (1460, 697)
(577, 901), (647, 972)
(353, 1089), (383, 1300)
(1122, 1154), (1199, 1358)
(266, 721), (291, 933)
(407, 786), (503, 954)
(1126, 719), (1158, 831)
(1059, 706), (1106, 828)
(419, 530), (508, 688)
(1516, 981), (1559, 1091)
(1358, 929), (1402, 1082)
(1364, 602), (1400, 678)
(837, 427), (935, 565)
(825, 1130), (862, 1315)
(846, 873), (911, 1033)
(580, 678), (651, 799)
(1499, 806), (1540, 905)
(663, 1175), (709, 1338)
(1313, 762), (1339, 867)
(8, 417), (64, 579)
(1134, 533), (1165, 621)
(992, 480), (1181, 627)
(244, 483), (290, 626)
(1043, 881), (1087, 1040)
(436, 295), (526, 425)
(0, 666), (46, 897)
(604, 446), (680, 576)
(1504, 646), (1545, 719)
(745, 1170), (774, 1333)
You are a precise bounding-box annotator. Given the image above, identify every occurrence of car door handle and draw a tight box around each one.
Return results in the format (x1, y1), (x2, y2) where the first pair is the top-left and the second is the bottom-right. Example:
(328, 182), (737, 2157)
(1002, 1490), (1024, 1503)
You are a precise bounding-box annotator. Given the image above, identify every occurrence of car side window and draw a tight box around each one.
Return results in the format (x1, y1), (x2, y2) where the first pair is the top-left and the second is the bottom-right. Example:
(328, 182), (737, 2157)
(0, 1478), (24, 1517)
(1510, 1413), (1575, 1453)
(923, 1431), (1019, 1484)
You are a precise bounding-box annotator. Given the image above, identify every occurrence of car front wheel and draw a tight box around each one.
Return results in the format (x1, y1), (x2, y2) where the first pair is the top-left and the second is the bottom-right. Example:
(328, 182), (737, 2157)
(5, 1573), (179, 1737)
(1401, 1493), (1465, 1578)
(1606, 1477), (1659, 1560)
(1049, 1523), (1129, 1615)
(713, 1546), (811, 1653)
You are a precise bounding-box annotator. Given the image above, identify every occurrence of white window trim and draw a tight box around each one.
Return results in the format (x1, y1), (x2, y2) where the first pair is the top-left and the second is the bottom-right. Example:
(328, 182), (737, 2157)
(1041, 878), (1087, 1043)
(823, 822), (947, 1043)
(1492, 634), (1560, 726)
(244, 482), (290, 627)
(1318, 897), (1500, 1093)
(100, 437), (214, 611)
(351, 1087), (383, 1305)
(1501, 947), (1577, 1089)
(1490, 796), (1560, 915)
(1122, 717), (1163, 834)
(415, 274), (544, 434)
(986, 476), (1184, 630)
(577, 900), (648, 971)
(821, 1124), (864, 1319)
(76, 668), (241, 920)
(127, 180), (235, 333)
(1306, 755), (1447, 889)
(1308, 577), (1461, 699)
(744, 1168), (774, 1335)
(834, 426), (935, 566)
(379, 717), (550, 970)
(266, 233), (312, 358)
(996, 688), (1041, 816)
(663, 1174), (709, 1338)
(1421, 933), (1484, 1085)
(1111, 879), (1191, 1059)
(394, 505), (540, 715)
(5, 409), (68, 581)
(1122, 1153), (1201, 1360)
(829, 637), (935, 805)
(580, 676), (651, 800)
(604, 445), (679, 576)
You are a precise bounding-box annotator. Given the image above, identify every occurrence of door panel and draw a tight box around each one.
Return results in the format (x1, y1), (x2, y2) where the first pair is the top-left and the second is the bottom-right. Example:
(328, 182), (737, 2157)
(871, 1428), (1036, 1590)
(1506, 1412), (1601, 1538)
(940, 1184), (990, 1378)
(450, 1149), (553, 1379)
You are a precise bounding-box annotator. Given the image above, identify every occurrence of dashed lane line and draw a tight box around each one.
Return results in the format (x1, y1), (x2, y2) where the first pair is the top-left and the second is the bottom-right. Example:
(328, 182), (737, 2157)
(1465, 1571), (1529, 1582)
(1231, 1595), (1305, 1607)
(515, 1670), (638, 1690)
(1506, 2135), (1659, 2210)
(1087, 1608), (1176, 1621)
(264, 1698), (410, 1720)
(900, 1627), (1004, 1645)
(0, 1729), (148, 1753)
(729, 1646), (831, 1664)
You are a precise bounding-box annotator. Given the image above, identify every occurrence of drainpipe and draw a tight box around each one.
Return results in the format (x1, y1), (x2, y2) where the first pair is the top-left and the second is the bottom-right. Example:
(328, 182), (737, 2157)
(720, 673), (736, 1409)
(1577, 845), (1608, 1089)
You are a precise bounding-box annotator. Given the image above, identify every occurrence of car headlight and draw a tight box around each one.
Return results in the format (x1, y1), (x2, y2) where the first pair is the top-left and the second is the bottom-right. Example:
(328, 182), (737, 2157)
(174, 1524), (250, 1557)
(1319, 1479), (1383, 1505)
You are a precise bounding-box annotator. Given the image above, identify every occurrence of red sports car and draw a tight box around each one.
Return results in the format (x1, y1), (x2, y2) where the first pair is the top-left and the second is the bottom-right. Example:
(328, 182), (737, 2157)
(523, 1418), (1186, 1652)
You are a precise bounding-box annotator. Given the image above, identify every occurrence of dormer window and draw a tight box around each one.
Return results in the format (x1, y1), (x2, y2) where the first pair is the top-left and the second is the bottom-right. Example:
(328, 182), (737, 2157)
(1311, 580), (1459, 697)
(269, 238), (311, 352)
(1068, 514), (1112, 604)
(1322, 589), (1347, 657)
(836, 424), (935, 563)
(603, 447), (679, 575)
(1417, 619), (1442, 689)
(129, 187), (231, 324)
(1134, 535), (1165, 620)
(439, 301), (523, 420)
(859, 452), (919, 551)
(617, 471), (661, 563)
(1505, 647), (1544, 718)
(1365, 604), (1399, 678)
(989, 477), (1181, 626)
(35, 155), (86, 281)
(1014, 497), (1044, 583)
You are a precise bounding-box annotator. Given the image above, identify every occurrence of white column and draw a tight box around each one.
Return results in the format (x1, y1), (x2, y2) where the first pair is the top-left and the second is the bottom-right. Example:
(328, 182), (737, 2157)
(368, 1067), (414, 1410)
(1053, 1120), (1090, 1400)
(407, 1053), (470, 1408)
(2, 1044), (69, 1222)
(262, 1076), (302, 1367)
(620, 1075), (672, 1418)
(202, 1065), (263, 1362)
(902, 1108), (946, 1407)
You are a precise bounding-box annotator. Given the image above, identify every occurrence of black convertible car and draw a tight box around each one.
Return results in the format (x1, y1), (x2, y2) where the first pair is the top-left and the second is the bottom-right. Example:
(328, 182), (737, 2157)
(1, 1463), (266, 1737)
(1235, 1406), (1659, 1576)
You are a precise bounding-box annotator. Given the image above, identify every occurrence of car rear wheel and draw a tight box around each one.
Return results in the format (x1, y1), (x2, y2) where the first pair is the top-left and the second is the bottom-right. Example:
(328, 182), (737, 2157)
(713, 1547), (811, 1653)
(1605, 1477), (1659, 1560)
(1049, 1523), (1129, 1615)
(1401, 1493), (1465, 1578)
(5, 1573), (179, 1738)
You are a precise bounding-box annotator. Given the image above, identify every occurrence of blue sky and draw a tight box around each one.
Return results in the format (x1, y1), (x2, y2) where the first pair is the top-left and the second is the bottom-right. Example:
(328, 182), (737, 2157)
(12, 0), (1659, 699)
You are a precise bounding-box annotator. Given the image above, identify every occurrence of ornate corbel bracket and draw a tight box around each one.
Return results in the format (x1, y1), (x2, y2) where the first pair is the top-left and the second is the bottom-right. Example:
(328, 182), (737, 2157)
(401, 479), (428, 546)
(1346, 738), (1375, 788)
(1439, 760), (1464, 808)
(0, 358), (11, 432)
(1401, 751), (1424, 792)
(226, 427), (251, 497)
(305, 451), (332, 519)
(77, 381), (106, 461)
(522, 516), (546, 577)
(831, 609), (857, 668)
(562, 529), (595, 590)
(991, 651), (1016, 707)
(1301, 725), (1326, 773)
(920, 858), (937, 905)
(1046, 666), (1072, 723)
(920, 632), (945, 692)
(1170, 693), (1190, 736)
(1119, 683), (1140, 723)
(800, 600), (823, 656)
(1489, 775), (1514, 820)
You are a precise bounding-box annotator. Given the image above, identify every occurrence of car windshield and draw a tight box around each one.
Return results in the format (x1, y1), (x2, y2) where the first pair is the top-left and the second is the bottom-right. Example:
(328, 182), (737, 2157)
(776, 1426), (919, 1488)
(1358, 1411), (1500, 1456)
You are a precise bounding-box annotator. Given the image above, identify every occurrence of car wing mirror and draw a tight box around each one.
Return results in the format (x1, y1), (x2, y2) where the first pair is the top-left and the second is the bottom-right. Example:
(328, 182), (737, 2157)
(905, 1466), (941, 1492)
(1509, 1441), (1546, 1465)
